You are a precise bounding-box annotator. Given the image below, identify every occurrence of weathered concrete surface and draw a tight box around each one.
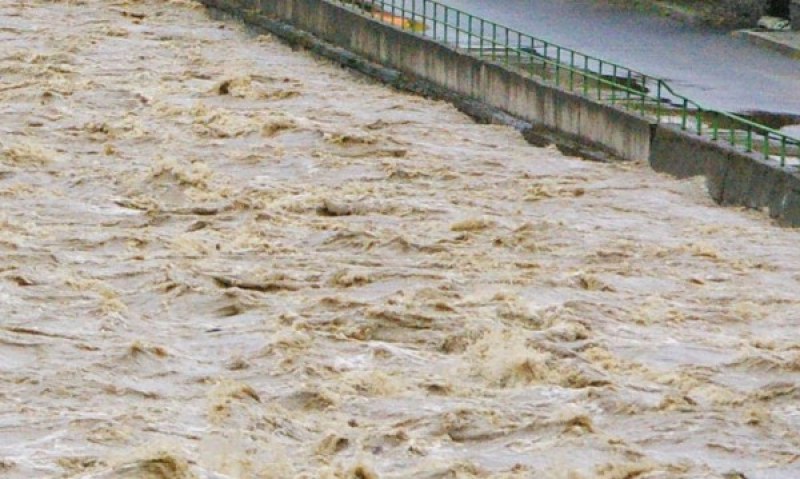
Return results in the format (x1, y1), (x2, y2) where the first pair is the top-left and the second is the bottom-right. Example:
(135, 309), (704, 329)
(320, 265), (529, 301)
(732, 28), (800, 59)
(651, 125), (800, 224)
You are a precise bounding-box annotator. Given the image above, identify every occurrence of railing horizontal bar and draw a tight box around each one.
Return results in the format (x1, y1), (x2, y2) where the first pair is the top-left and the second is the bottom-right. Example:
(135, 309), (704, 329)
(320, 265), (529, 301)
(337, 0), (800, 162)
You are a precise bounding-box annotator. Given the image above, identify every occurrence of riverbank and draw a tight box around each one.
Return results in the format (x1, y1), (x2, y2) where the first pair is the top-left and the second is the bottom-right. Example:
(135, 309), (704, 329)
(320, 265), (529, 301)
(605, 0), (769, 28)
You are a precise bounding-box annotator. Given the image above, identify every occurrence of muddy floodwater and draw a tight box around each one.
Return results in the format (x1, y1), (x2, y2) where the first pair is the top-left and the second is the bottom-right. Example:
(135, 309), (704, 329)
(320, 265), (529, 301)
(1, 1), (800, 478)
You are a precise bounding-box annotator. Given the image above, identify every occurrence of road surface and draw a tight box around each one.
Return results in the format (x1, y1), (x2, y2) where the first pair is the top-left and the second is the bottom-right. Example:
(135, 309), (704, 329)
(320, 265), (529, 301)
(442, 0), (800, 121)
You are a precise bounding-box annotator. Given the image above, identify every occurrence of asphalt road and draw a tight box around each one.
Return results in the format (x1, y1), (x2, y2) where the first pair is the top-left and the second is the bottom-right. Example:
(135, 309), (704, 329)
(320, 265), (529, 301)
(439, 0), (800, 121)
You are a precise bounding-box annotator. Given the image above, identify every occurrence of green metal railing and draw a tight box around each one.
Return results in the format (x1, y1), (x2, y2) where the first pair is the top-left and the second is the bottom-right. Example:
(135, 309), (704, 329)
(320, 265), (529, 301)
(337, 0), (800, 166)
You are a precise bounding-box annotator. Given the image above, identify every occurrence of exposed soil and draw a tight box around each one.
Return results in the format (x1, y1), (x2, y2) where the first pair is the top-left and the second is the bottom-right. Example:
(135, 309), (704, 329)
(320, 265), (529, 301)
(605, 0), (779, 28)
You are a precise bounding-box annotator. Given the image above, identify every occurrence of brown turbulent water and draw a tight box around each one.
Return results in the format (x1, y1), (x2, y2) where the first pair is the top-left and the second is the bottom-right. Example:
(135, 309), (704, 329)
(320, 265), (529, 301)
(1, 1), (799, 478)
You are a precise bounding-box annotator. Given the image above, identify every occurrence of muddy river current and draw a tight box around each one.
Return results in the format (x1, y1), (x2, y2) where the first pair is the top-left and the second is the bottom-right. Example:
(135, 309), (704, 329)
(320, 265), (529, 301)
(1, 1), (800, 478)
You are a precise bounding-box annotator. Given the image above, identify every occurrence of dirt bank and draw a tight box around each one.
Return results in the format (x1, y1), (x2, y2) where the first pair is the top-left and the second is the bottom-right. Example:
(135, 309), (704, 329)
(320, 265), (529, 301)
(1, 0), (800, 478)
(605, 0), (775, 28)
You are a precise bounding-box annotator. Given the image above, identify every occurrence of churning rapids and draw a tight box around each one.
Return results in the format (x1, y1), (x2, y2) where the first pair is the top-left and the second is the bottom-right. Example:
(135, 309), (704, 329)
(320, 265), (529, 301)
(1, 1), (799, 478)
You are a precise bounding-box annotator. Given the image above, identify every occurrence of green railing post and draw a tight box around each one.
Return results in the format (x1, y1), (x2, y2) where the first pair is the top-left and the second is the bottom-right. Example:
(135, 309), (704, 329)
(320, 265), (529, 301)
(597, 76), (601, 100)
(504, 27), (510, 66)
(479, 18), (483, 57)
(492, 23), (497, 61)
(555, 48), (561, 87)
(541, 41), (547, 78)
(746, 126), (753, 152)
(696, 109), (702, 136)
(569, 51), (575, 91)
(763, 132), (769, 160)
(681, 99), (688, 131)
(455, 10), (460, 47)
(656, 81), (662, 123)
(712, 113), (719, 141)
(780, 138), (787, 167)
(626, 71), (631, 101)
(583, 57), (589, 96)
(468, 14), (472, 49)
(443, 6), (448, 43)
(427, 1), (433, 38)
(528, 40), (534, 76)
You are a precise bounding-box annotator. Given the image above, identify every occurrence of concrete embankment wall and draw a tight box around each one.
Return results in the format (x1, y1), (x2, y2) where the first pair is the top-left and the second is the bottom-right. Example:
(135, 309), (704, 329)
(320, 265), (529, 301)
(199, 0), (800, 226)
(203, 0), (652, 163)
(651, 125), (800, 222)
